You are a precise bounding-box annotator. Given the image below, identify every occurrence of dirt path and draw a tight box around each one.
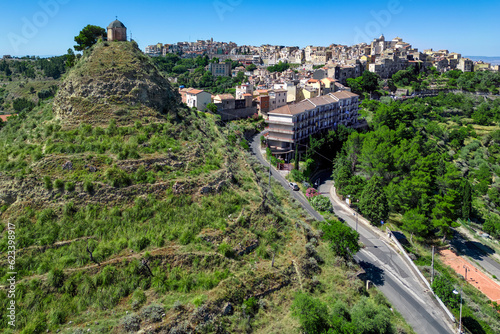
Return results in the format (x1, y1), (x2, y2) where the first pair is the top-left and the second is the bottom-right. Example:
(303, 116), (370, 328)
(439, 249), (500, 302)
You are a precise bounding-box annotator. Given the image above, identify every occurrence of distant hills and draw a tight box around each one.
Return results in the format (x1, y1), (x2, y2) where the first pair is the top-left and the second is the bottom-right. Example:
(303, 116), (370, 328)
(465, 56), (500, 65)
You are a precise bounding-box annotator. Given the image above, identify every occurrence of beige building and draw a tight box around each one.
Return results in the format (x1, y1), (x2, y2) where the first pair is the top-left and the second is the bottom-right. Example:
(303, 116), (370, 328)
(457, 58), (474, 72)
(269, 89), (287, 111)
(266, 91), (360, 160)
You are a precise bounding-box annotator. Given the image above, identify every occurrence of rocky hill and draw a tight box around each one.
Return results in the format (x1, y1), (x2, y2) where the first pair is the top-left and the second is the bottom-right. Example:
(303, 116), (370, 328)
(53, 41), (179, 127)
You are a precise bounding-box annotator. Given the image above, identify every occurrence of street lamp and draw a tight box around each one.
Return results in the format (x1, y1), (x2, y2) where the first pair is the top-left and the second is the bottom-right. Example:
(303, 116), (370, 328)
(453, 287), (462, 334)
(353, 212), (358, 232)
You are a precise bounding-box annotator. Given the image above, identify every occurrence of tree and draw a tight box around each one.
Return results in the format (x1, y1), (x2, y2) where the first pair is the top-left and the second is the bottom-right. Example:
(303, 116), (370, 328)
(246, 63), (257, 71)
(402, 208), (428, 242)
(461, 180), (472, 220)
(205, 103), (218, 113)
(291, 292), (330, 334)
(321, 220), (360, 260)
(65, 48), (76, 68)
(432, 191), (459, 241)
(350, 297), (392, 334)
(74, 25), (105, 51)
(359, 177), (389, 225)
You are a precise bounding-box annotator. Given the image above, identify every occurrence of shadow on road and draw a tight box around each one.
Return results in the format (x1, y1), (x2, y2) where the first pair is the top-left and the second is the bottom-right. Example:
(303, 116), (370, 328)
(450, 231), (495, 262)
(357, 260), (385, 286)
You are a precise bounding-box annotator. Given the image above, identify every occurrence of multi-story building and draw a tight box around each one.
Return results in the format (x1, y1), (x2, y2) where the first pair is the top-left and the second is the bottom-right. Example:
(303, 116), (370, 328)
(208, 62), (232, 77)
(266, 91), (360, 160)
(457, 58), (474, 72)
(269, 89), (287, 111)
(327, 61), (365, 85)
(368, 55), (409, 79)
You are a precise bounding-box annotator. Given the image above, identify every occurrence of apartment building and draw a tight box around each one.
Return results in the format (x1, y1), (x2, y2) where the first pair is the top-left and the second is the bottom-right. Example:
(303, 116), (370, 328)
(208, 62), (232, 77)
(266, 91), (360, 160)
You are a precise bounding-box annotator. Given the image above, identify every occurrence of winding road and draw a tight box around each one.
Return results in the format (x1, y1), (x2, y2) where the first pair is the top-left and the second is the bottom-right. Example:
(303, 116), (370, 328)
(250, 134), (454, 334)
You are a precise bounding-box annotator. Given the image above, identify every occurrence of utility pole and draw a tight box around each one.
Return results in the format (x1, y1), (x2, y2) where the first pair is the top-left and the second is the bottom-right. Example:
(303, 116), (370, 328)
(431, 246), (435, 284)
(459, 287), (463, 334)
(453, 286), (462, 334)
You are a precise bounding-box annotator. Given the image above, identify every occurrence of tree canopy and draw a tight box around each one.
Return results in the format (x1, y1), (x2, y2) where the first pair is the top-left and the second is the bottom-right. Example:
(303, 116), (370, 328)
(74, 25), (106, 51)
(321, 220), (360, 260)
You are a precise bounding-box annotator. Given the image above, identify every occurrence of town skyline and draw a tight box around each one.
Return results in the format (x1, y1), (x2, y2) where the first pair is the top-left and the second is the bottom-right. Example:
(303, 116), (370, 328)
(1, 0), (499, 57)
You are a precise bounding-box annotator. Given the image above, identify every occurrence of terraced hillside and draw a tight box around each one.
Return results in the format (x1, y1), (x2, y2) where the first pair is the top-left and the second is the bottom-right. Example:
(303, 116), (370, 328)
(0, 42), (413, 334)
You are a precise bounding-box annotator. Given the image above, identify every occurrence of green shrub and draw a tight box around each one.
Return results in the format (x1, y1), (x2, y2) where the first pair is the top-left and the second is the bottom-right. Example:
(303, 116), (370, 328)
(291, 169), (305, 183)
(121, 313), (141, 332)
(63, 201), (76, 217)
(242, 297), (259, 316)
(65, 181), (75, 192)
(218, 242), (233, 258)
(53, 179), (64, 190)
(291, 292), (330, 334)
(43, 176), (52, 190)
(48, 268), (65, 288)
(83, 179), (94, 193)
(134, 166), (147, 183)
(105, 165), (132, 187)
(131, 289), (147, 310)
(141, 304), (164, 322)
(431, 275), (460, 310)
(130, 236), (150, 252)
(192, 295), (207, 308)
(310, 195), (332, 212)
(351, 297), (392, 334)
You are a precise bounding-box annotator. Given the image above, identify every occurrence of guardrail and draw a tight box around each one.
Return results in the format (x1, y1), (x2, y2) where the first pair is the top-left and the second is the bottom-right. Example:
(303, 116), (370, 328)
(386, 228), (456, 324)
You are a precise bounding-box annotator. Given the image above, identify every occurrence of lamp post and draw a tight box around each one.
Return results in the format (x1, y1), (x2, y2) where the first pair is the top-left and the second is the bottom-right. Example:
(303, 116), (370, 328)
(453, 287), (462, 334)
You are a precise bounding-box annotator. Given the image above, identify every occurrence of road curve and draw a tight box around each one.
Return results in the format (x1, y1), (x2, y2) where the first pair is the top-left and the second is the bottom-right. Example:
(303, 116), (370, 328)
(250, 134), (453, 334)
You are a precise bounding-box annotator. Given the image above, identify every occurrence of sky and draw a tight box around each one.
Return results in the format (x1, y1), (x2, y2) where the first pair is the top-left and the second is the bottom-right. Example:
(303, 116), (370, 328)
(1, 0), (499, 57)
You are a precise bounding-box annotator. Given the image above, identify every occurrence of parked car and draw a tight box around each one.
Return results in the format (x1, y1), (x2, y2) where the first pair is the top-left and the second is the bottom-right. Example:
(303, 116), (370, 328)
(289, 182), (299, 191)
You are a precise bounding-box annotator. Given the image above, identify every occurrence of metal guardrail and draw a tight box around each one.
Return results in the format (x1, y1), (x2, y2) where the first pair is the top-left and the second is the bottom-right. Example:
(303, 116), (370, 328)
(386, 228), (456, 325)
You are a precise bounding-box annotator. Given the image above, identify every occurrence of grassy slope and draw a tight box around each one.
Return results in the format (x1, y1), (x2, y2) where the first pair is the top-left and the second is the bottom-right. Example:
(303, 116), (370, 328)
(0, 48), (414, 334)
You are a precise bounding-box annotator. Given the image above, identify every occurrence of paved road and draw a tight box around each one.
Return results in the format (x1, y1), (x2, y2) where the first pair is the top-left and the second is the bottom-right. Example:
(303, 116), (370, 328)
(450, 230), (500, 280)
(316, 173), (452, 334)
(250, 134), (453, 334)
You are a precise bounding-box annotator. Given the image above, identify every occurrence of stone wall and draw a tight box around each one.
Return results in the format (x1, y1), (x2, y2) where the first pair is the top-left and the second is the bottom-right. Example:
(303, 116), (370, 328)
(218, 107), (257, 121)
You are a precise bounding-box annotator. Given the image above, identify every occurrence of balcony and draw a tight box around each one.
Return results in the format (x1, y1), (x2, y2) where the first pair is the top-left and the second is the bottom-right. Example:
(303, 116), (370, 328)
(267, 119), (295, 126)
(269, 128), (294, 135)
(268, 135), (294, 143)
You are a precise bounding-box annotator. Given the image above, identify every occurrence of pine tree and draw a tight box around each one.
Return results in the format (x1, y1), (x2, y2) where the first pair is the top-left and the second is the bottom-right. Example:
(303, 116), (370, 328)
(359, 177), (389, 225)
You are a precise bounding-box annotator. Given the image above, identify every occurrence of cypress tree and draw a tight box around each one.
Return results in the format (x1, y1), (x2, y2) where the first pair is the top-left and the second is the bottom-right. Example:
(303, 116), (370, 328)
(462, 180), (472, 220)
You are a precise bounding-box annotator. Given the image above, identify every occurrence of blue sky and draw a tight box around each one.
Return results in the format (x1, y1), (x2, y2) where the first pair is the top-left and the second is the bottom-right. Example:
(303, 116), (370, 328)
(1, 0), (499, 57)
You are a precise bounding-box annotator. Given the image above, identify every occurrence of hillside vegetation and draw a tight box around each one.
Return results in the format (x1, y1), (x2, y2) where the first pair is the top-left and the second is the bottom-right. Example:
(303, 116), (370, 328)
(0, 42), (413, 334)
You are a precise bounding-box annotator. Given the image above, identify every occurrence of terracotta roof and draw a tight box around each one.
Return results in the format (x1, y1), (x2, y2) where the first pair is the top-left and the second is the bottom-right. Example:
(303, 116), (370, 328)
(215, 94), (235, 100)
(0, 114), (12, 122)
(330, 91), (358, 99)
(307, 79), (319, 83)
(243, 93), (252, 96)
(269, 91), (358, 116)
(186, 89), (205, 95)
(322, 78), (337, 82)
